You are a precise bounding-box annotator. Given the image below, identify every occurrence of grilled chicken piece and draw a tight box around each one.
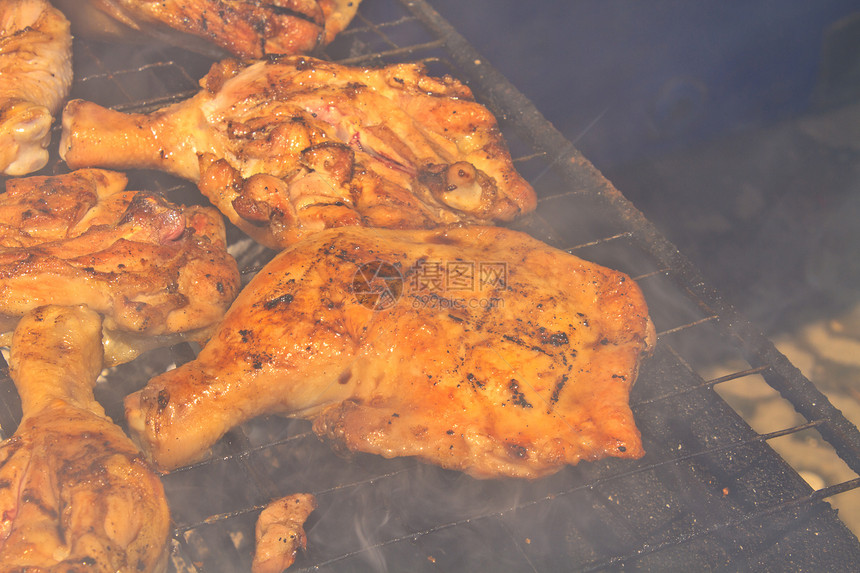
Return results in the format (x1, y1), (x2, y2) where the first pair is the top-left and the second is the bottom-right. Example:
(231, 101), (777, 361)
(60, 57), (537, 249)
(0, 0), (72, 175)
(125, 226), (655, 478)
(253, 494), (317, 573)
(53, 0), (361, 59)
(0, 168), (240, 365)
(0, 306), (170, 572)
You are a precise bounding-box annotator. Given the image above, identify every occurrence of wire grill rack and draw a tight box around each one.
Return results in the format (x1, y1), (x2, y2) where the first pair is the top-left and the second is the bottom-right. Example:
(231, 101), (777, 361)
(1, 1), (860, 570)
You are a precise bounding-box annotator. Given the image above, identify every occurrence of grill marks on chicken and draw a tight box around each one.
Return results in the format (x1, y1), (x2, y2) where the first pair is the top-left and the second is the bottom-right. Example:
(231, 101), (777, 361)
(0, 306), (170, 572)
(60, 56), (537, 249)
(0, 168), (240, 365)
(0, 0), (72, 175)
(53, 0), (361, 59)
(125, 226), (654, 478)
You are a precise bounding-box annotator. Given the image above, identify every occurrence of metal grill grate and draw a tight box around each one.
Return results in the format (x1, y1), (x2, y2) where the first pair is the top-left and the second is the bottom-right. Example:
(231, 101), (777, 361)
(1, 0), (859, 570)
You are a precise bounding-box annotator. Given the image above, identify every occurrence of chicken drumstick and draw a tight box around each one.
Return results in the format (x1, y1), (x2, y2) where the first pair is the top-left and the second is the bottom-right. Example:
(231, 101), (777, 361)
(61, 57), (537, 249)
(0, 306), (170, 572)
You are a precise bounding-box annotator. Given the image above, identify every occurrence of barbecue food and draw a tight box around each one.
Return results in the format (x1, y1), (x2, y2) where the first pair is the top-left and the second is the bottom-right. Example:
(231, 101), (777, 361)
(0, 168), (241, 365)
(53, 0), (361, 60)
(252, 493), (317, 573)
(125, 226), (655, 478)
(0, 0), (72, 175)
(60, 56), (537, 249)
(0, 305), (170, 572)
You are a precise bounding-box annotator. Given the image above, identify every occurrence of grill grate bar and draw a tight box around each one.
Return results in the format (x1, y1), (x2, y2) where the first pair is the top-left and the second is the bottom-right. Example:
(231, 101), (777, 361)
(631, 362), (772, 408)
(630, 268), (672, 281)
(166, 430), (316, 476)
(656, 315), (720, 338)
(77, 60), (190, 84)
(111, 91), (198, 114)
(336, 41), (446, 65)
(538, 187), (604, 203)
(513, 151), (549, 165)
(350, 12), (418, 47)
(223, 429), (282, 500)
(330, 9), (441, 66)
(563, 231), (635, 253)
(348, 13), (420, 37)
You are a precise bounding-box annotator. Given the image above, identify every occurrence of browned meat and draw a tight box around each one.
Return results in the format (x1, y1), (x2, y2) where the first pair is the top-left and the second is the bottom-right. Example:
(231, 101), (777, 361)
(0, 0), (72, 175)
(125, 226), (655, 478)
(0, 306), (170, 572)
(0, 168), (240, 365)
(53, 0), (361, 59)
(252, 494), (317, 573)
(60, 57), (537, 249)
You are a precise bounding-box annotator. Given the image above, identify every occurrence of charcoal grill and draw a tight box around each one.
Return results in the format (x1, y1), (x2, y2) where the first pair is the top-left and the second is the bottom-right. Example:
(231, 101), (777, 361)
(2, 0), (860, 570)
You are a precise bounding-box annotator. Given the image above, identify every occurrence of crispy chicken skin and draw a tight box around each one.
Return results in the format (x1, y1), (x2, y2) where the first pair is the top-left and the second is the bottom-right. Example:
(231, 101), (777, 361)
(0, 306), (170, 572)
(0, 169), (241, 365)
(125, 226), (654, 478)
(53, 0), (361, 59)
(60, 56), (537, 249)
(252, 493), (317, 573)
(0, 0), (72, 175)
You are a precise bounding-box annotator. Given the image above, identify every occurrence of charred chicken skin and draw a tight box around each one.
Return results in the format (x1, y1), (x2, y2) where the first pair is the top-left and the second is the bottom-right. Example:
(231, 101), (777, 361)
(0, 305), (170, 572)
(0, 0), (72, 175)
(52, 0), (361, 59)
(125, 226), (654, 478)
(0, 168), (240, 365)
(60, 56), (537, 249)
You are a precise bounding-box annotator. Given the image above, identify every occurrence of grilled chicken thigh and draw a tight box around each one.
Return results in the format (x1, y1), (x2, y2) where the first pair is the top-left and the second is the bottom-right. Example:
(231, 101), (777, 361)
(0, 169), (240, 365)
(0, 0), (72, 175)
(0, 306), (170, 572)
(53, 0), (361, 59)
(125, 226), (654, 478)
(60, 56), (537, 248)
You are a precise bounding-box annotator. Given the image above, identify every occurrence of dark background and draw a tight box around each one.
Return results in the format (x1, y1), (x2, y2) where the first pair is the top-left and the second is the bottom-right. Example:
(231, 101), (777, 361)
(430, 1), (860, 334)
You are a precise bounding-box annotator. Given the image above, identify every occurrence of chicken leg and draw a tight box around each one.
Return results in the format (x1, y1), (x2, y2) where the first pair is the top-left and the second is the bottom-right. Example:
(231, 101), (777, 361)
(125, 226), (654, 478)
(0, 168), (241, 365)
(60, 56), (537, 248)
(0, 0), (72, 175)
(52, 0), (361, 59)
(0, 305), (170, 572)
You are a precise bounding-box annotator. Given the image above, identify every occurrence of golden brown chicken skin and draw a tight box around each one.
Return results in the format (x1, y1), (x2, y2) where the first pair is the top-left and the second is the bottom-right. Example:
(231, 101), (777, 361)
(252, 493), (317, 573)
(0, 168), (240, 365)
(0, 306), (170, 572)
(125, 226), (654, 478)
(53, 0), (361, 59)
(60, 56), (537, 249)
(0, 0), (72, 175)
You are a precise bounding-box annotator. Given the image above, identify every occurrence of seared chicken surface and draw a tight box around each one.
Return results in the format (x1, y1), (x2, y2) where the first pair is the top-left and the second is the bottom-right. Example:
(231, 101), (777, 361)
(252, 493), (317, 573)
(0, 306), (170, 572)
(125, 226), (654, 478)
(60, 56), (537, 248)
(0, 169), (240, 365)
(0, 0), (72, 175)
(53, 0), (361, 59)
